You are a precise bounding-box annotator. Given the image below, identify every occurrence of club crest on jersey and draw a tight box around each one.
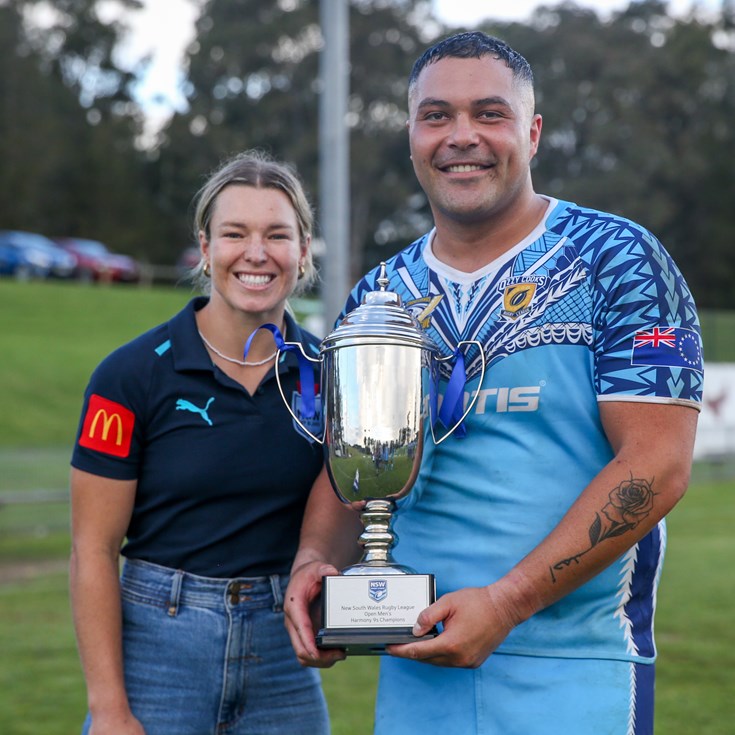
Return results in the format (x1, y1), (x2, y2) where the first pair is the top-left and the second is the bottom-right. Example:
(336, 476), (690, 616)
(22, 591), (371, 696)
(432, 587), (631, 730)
(368, 579), (388, 602)
(405, 295), (444, 328)
(291, 389), (323, 443)
(498, 276), (545, 320)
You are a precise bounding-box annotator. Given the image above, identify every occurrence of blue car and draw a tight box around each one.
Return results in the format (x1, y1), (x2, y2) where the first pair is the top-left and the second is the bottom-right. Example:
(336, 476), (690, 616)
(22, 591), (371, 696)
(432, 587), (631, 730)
(0, 230), (77, 280)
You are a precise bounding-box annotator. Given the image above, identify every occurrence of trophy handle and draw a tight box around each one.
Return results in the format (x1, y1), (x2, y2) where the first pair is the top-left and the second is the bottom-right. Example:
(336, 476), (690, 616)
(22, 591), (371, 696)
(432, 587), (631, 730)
(274, 342), (326, 445)
(430, 339), (486, 445)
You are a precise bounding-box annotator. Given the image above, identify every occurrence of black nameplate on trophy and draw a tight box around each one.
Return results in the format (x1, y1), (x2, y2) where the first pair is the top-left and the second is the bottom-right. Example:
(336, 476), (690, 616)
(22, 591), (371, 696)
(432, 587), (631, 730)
(316, 573), (437, 655)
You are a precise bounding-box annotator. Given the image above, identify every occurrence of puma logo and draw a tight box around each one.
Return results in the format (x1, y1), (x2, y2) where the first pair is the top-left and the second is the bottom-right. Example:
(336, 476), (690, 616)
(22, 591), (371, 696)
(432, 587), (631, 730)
(176, 397), (215, 426)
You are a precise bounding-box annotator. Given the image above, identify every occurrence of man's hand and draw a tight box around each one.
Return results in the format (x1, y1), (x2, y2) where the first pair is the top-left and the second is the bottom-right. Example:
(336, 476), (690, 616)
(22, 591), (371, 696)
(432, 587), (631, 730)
(284, 560), (347, 668)
(386, 584), (520, 668)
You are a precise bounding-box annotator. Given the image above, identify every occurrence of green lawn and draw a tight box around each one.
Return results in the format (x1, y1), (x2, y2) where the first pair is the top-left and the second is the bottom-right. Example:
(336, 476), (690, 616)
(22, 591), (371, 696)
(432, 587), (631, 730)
(2, 455), (732, 733)
(0, 281), (191, 446)
(0, 280), (733, 733)
(654, 479), (735, 733)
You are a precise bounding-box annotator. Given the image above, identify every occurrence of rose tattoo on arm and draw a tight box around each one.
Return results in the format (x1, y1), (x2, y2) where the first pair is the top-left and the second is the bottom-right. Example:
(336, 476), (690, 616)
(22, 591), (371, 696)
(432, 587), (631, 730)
(550, 476), (656, 583)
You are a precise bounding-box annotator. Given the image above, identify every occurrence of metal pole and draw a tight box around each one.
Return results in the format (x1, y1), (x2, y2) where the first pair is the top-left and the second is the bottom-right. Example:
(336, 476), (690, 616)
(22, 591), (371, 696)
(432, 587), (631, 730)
(319, 0), (350, 330)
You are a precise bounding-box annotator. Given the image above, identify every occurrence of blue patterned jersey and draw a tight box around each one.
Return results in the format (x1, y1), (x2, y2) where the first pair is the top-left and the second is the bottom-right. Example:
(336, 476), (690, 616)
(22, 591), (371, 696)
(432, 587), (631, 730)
(342, 198), (703, 662)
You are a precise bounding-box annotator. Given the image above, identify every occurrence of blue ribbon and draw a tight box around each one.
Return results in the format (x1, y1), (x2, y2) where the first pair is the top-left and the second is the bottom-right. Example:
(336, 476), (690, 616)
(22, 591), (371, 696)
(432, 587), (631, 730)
(436, 347), (468, 438)
(243, 324), (318, 418)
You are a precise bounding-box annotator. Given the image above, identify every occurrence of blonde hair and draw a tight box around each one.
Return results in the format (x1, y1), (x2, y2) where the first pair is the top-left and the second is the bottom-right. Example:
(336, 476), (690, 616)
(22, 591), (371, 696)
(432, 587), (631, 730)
(190, 150), (317, 295)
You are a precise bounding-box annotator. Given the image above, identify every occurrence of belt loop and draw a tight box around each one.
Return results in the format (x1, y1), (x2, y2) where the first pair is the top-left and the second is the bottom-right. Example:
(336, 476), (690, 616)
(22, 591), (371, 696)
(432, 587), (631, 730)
(270, 574), (283, 612)
(167, 569), (184, 617)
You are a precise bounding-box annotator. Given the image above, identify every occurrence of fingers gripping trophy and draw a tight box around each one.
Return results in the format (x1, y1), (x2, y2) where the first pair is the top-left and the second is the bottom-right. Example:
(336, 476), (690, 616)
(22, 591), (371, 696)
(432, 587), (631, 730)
(275, 263), (484, 654)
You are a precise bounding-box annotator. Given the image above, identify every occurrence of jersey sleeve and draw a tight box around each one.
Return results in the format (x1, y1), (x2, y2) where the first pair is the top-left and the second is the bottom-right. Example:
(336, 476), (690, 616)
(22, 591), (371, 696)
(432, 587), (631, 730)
(590, 224), (703, 408)
(71, 346), (148, 480)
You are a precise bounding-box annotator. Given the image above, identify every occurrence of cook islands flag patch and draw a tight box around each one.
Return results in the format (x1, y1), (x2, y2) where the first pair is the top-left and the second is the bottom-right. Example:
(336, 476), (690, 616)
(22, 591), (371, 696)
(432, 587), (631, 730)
(631, 326), (703, 372)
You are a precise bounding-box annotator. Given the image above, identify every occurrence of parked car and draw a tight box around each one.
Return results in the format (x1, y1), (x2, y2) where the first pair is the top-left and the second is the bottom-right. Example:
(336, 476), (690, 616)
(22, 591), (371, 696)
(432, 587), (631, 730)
(0, 237), (48, 280)
(0, 230), (77, 280)
(177, 245), (201, 278)
(54, 237), (141, 283)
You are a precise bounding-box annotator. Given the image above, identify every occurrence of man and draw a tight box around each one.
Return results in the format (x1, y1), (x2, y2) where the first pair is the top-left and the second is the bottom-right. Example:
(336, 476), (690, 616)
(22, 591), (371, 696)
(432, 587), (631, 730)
(285, 32), (702, 734)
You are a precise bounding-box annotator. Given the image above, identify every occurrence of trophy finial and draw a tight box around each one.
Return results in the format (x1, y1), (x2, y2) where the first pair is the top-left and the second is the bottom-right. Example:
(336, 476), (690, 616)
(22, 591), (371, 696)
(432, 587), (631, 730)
(377, 262), (389, 291)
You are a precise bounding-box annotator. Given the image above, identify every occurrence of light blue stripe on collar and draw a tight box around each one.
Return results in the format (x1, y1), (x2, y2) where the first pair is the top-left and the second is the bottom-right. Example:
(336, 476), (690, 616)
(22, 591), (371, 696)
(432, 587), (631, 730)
(154, 339), (171, 356)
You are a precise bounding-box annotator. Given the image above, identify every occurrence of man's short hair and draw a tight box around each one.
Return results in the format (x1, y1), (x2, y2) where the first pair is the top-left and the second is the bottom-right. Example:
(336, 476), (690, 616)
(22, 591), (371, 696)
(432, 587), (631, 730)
(408, 31), (534, 101)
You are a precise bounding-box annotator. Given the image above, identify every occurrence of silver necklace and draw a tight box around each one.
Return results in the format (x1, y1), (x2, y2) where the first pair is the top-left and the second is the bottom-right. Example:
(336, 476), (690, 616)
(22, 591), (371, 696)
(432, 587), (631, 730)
(198, 327), (284, 367)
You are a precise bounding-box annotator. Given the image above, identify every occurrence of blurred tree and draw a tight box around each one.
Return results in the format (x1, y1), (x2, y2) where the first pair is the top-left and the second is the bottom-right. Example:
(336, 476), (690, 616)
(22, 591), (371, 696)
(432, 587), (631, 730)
(156, 0), (733, 303)
(1, 0), (733, 306)
(0, 0), (166, 259)
(347, 0), (436, 274)
(20, 0), (141, 111)
(475, 1), (735, 307)
(155, 0), (433, 280)
(151, 0), (323, 259)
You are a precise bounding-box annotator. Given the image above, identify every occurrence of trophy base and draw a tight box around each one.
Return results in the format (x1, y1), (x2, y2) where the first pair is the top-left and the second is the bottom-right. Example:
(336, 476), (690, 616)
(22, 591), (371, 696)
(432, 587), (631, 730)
(317, 573), (437, 655)
(316, 627), (436, 655)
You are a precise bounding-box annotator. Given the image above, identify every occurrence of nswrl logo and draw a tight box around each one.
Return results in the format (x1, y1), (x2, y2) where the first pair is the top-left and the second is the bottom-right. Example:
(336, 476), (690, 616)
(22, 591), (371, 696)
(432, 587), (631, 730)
(368, 579), (388, 602)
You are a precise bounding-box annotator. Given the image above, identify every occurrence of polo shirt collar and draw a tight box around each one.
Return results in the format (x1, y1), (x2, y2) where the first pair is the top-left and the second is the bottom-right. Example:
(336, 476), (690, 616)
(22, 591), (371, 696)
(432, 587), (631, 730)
(167, 297), (314, 373)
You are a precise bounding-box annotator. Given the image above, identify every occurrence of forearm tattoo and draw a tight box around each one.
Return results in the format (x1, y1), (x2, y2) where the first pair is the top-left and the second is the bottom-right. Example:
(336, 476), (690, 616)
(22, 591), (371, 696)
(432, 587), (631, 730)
(550, 476), (656, 583)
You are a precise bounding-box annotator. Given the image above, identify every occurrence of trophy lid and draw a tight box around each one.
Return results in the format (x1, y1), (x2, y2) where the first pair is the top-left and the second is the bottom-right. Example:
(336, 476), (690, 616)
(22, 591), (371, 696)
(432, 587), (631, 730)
(322, 262), (439, 352)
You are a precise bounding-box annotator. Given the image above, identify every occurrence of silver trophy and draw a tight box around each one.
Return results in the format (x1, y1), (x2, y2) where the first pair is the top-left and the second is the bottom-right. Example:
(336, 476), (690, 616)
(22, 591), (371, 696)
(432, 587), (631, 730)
(276, 263), (484, 653)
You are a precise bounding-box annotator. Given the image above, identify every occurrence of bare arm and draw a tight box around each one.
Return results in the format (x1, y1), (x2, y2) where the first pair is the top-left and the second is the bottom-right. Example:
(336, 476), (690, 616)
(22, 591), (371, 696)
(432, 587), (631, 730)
(284, 466), (363, 666)
(393, 401), (698, 667)
(69, 468), (145, 734)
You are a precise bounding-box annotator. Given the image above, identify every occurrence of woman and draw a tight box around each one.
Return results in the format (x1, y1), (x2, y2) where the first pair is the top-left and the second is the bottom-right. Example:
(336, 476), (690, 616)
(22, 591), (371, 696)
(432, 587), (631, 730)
(69, 151), (329, 735)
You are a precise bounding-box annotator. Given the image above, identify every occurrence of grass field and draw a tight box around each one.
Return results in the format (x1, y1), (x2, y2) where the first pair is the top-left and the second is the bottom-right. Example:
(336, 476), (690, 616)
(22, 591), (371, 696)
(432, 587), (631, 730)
(1, 280), (734, 734)
(1, 458), (732, 734)
(0, 281), (192, 446)
(0, 448), (380, 735)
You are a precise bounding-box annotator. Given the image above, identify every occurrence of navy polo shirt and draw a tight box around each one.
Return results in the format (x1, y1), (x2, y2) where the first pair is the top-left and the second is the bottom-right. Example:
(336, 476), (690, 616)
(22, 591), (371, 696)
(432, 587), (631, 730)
(71, 297), (324, 578)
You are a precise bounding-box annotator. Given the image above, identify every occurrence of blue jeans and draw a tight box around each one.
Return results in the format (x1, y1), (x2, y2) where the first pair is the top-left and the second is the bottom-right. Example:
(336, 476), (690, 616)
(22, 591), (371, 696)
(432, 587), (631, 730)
(82, 559), (328, 735)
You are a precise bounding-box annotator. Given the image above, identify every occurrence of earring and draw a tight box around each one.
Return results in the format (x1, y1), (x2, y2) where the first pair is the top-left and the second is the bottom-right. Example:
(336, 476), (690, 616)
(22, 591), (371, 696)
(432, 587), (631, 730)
(203, 261), (211, 277)
(298, 263), (305, 279)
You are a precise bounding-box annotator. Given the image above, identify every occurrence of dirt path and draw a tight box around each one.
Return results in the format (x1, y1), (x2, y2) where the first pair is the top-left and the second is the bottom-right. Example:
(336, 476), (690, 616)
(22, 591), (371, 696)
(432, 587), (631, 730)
(0, 558), (68, 585)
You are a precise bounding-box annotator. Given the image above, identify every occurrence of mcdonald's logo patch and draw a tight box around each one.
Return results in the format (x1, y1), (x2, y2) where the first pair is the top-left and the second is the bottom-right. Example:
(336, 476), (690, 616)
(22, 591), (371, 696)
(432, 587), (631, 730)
(78, 394), (135, 457)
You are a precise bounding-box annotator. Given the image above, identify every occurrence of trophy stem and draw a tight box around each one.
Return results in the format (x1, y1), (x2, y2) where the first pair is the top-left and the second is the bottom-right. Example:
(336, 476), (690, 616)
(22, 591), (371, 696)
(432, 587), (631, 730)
(359, 498), (395, 565)
(342, 499), (416, 574)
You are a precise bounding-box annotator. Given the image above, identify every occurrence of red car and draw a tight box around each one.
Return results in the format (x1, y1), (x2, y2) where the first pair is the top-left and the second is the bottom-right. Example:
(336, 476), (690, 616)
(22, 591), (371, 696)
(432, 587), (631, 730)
(55, 237), (141, 283)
